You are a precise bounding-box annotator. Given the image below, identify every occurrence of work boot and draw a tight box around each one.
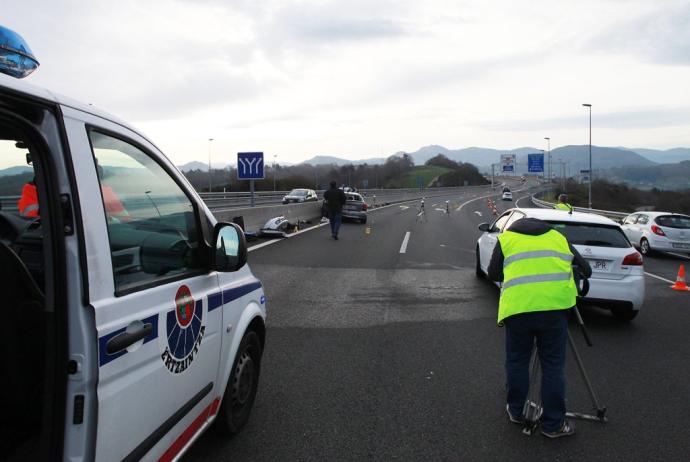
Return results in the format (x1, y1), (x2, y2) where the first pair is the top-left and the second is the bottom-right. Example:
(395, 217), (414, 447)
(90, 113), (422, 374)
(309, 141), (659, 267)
(541, 420), (575, 438)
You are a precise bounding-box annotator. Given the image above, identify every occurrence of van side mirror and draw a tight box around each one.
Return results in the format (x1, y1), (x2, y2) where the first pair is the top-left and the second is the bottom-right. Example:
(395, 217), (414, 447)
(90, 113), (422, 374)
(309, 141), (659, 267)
(478, 222), (491, 232)
(212, 222), (247, 272)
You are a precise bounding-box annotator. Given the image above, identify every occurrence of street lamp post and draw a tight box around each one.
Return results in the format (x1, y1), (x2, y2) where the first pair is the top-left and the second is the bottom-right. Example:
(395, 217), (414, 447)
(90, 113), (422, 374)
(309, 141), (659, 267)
(583, 104), (592, 209)
(208, 138), (214, 193)
(544, 137), (551, 183)
(273, 154), (277, 191)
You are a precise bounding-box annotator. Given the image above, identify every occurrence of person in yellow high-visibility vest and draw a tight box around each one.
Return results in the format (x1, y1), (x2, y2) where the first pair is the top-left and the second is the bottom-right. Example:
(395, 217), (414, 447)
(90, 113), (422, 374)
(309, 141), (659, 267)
(554, 194), (573, 212)
(488, 217), (590, 438)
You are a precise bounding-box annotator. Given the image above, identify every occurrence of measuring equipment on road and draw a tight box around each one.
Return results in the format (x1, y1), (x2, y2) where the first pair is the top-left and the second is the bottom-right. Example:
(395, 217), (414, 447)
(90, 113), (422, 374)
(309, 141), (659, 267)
(521, 271), (608, 435)
(416, 199), (427, 223)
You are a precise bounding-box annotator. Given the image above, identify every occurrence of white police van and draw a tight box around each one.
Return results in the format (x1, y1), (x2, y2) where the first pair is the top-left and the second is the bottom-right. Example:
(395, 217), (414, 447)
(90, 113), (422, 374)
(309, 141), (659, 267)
(0, 27), (266, 461)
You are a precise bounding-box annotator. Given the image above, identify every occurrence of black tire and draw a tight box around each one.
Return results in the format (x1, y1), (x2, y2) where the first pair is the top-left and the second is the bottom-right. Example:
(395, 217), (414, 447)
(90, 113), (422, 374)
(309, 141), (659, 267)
(214, 330), (262, 435)
(611, 306), (638, 321)
(475, 247), (485, 279)
(639, 238), (652, 256)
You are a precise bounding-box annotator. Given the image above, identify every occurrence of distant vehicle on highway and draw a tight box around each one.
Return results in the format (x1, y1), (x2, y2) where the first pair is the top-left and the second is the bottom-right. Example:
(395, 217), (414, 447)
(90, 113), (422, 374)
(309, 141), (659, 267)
(502, 186), (511, 193)
(282, 188), (318, 204)
(476, 208), (644, 320)
(621, 212), (690, 256)
(501, 191), (513, 201)
(323, 192), (368, 223)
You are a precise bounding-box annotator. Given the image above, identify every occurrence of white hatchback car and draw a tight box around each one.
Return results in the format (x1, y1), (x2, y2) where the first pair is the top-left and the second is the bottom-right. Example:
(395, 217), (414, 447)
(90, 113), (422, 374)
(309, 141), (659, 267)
(620, 212), (690, 256)
(502, 191), (513, 201)
(476, 208), (645, 320)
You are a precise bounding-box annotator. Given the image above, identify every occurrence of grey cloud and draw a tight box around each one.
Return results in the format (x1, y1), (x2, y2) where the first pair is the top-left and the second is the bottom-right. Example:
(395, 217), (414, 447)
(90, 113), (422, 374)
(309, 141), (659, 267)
(477, 107), (690, 132)
(589, 4), (690, 64)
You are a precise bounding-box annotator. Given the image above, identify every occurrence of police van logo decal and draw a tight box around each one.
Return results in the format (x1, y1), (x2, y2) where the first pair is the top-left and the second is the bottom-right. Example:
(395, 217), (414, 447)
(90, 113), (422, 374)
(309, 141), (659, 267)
(161, 285), (205, 374)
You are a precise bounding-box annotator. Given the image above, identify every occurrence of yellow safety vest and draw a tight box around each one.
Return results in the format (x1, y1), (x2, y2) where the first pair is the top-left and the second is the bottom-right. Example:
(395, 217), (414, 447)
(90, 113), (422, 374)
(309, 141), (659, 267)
(497, 229), (577, 324)
(554, 203), (573, 212)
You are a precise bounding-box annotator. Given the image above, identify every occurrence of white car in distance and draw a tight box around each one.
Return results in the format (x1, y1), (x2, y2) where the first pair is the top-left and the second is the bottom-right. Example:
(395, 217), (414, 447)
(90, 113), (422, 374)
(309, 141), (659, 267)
(620, 212), (690, 256)
(502, 191), (513, 201)
(476, 208), (644, 321)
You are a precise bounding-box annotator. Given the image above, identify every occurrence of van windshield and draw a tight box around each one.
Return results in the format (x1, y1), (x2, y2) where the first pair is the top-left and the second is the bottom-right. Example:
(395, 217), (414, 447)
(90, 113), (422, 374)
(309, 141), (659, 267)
(547, 222), (630, 248)
(655, 215), (690, 229)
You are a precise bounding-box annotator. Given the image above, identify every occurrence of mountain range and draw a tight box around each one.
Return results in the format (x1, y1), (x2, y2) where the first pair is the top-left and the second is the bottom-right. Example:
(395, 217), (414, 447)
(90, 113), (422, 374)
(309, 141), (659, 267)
(297, 144), (669, 172)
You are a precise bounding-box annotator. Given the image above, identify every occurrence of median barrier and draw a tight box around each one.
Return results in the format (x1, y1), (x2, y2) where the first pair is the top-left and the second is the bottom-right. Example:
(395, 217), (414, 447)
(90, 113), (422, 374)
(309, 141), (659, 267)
(213, 201), (322, 233)
(530, 195), (628, 221)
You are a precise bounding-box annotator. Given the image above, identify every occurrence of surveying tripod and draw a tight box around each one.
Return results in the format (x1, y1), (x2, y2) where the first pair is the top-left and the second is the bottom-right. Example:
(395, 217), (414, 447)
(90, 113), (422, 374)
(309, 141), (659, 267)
(521, 274), (608, 436)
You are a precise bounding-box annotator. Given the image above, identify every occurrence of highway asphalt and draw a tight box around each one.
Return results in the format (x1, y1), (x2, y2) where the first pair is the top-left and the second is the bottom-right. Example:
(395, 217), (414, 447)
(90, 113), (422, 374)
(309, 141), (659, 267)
(185, 181), (690, 462)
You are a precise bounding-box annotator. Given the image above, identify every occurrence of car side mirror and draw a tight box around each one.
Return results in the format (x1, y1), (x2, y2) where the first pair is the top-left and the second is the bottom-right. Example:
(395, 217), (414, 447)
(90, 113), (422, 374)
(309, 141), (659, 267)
(212, 222), (247, 272)
(478, 222), (491, 232)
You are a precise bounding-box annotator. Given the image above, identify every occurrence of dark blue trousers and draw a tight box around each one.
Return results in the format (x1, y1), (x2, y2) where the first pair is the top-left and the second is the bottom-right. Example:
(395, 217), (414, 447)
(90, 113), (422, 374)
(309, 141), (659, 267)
(329, 213), (342, 237)
(504, 309), (569, 432)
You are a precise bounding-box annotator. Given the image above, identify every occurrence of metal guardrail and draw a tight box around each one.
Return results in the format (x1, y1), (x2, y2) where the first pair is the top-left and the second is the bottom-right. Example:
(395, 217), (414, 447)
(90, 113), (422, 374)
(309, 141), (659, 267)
(530, 195), (629, 220)
(199, 185), (489, 211)
(2, 184), (491, 214)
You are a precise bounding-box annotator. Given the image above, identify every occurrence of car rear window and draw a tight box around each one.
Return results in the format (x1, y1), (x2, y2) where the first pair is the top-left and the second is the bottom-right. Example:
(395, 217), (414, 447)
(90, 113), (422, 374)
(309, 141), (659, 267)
(547, 221), (631, 248)
(347, 194), (363, 202)
(655, 215), (690, 229)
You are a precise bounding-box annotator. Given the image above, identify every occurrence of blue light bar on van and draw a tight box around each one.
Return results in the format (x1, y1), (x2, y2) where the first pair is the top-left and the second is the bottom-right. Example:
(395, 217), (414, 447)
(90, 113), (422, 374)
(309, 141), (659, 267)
(0, 25), (39, 78)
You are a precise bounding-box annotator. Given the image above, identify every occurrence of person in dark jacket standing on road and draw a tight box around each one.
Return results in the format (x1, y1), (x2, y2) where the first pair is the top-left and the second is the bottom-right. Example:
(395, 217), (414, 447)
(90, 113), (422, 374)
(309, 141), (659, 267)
(488, 217), (591, 438)
(323, 181), (346, 240)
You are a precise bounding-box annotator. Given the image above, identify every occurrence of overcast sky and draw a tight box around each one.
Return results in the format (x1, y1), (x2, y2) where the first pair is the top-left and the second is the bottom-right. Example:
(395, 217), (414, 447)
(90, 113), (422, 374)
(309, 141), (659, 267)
(4, 0), (690, 165)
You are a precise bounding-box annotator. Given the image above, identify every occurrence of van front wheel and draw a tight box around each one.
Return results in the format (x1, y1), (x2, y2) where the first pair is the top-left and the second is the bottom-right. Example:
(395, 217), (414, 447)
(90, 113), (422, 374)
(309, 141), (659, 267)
(215, 330), (262, 435)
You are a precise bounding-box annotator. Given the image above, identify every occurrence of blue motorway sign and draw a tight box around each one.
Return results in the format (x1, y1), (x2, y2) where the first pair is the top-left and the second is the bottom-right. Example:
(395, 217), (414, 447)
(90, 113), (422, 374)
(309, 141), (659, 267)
(237, 152), (265, 180)
(528, 153), (544, 173)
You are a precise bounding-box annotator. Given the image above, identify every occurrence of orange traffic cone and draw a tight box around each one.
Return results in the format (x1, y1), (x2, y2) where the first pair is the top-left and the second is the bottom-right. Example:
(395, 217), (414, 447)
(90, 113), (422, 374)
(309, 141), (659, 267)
(670, 264), (690, 291)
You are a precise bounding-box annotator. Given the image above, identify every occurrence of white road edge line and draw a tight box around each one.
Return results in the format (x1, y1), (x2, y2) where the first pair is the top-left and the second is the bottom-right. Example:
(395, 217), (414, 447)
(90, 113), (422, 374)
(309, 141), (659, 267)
(399, 231), (411, 254)
(644, 272), (675, 284)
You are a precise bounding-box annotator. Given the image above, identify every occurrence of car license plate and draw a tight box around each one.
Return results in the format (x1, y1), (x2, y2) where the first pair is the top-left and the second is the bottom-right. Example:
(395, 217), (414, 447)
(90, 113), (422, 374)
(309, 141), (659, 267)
(672, 243), (690, 249)
(587, 259), (611, 272)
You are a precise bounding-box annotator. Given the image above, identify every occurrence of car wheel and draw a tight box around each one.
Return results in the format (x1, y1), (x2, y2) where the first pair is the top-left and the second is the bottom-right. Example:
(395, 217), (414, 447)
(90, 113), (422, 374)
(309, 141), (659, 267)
(214, 330), (262, 435)
(640, 238), (651, 256)
(475, 247), (485, 279)
(611, 306), (638, 321)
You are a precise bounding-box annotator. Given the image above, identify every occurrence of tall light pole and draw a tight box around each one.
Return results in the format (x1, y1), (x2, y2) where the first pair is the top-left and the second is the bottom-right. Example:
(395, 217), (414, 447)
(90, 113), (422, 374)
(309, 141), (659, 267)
(273, 154), (277, 191)
(207, 138), (214, 193)
(583, 103), (592, 208)
(543, 137), (551, 183)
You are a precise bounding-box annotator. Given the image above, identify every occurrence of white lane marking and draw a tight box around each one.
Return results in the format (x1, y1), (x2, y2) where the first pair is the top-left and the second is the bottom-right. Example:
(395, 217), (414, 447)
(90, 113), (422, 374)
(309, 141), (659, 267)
(399, 231), (411, 254)
(474, 211), (482, 216)
(668, 252), (690, 260)
(432, 203), (438, 207)
(399, 205), (410, 210)
(434, 208), (446, 212)
(644, 272), (675, 284)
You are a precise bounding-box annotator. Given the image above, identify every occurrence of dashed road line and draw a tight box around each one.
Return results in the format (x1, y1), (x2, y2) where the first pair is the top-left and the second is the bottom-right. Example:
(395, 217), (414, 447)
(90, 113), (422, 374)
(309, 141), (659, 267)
(399, 231), (411, 254)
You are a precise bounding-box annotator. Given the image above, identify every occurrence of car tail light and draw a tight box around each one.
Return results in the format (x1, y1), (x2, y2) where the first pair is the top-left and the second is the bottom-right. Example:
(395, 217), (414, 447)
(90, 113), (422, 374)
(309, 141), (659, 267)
(362, 203), (368, 211)
(622, 252), (643, 266)
(651, 224), (666, 236)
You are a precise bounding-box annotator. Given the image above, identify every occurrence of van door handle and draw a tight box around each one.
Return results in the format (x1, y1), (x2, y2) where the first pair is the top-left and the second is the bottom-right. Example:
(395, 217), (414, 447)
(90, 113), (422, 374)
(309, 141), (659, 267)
(106, 323), (153, 355)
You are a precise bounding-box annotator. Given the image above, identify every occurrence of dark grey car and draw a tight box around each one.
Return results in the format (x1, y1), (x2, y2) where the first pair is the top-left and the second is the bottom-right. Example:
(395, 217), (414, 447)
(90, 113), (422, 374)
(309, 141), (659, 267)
(341, 192), (368, 223)
(322, 192), (369, 223)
